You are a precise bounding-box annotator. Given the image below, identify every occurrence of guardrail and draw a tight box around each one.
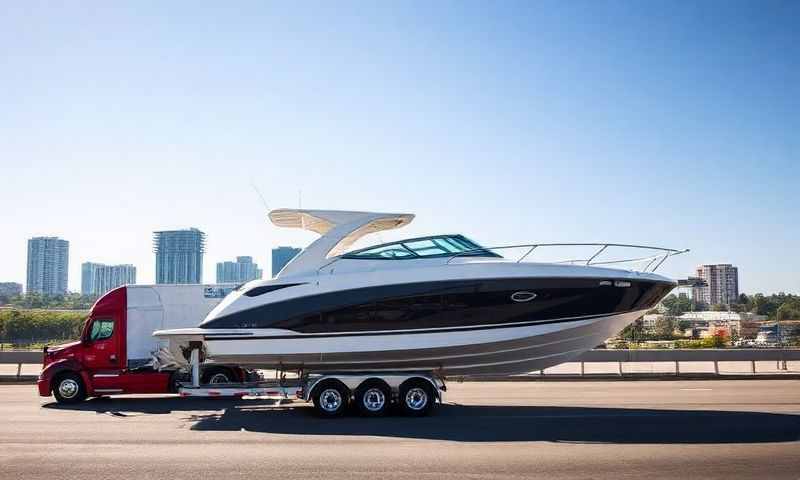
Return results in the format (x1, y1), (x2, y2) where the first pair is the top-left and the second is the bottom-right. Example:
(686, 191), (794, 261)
(564, 348), (800, 377)
(0, 351), (41, 380)
(2, 349), (799, 381)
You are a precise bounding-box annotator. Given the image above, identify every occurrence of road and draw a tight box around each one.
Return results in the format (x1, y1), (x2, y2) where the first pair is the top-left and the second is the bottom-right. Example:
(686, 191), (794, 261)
(1, 380), (799, 479)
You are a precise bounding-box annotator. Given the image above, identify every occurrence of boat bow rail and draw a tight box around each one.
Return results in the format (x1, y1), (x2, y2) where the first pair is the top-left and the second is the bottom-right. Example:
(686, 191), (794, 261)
(446, 243), (689, 273)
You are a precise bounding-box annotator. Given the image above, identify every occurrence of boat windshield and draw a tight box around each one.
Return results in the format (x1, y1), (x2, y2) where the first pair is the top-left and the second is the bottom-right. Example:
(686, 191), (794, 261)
(342, 235), (501, 260)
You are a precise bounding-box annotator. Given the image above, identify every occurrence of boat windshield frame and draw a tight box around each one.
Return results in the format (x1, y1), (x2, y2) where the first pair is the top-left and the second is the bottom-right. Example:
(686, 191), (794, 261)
(341, 234), (502, 260)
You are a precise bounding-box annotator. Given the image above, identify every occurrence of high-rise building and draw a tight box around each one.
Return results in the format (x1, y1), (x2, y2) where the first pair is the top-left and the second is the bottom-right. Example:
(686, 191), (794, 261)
(26, 237), (69, 295)
(0, 282), (23, 302)
(271, 246), (301, 277)
(153, 228), (206, 284)
(81, 262), (137, 296)
(216, 256), (263, 283)
(692, 264), (739, 307)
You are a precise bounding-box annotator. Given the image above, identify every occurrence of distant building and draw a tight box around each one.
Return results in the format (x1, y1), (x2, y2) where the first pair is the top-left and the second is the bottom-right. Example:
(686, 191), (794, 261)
(216, 256), (263, 283)
(644, 311), (766, 339)
(0, 282), (23, 302)
(153, 229), (205, 284)
(755, 321), (800, 345)
(679, 311), (765, 338)
(26, 237), (69, 295)
(271, 246), (301, 277)
(692, 264), (739, 307)
(81, 262), (137, 296)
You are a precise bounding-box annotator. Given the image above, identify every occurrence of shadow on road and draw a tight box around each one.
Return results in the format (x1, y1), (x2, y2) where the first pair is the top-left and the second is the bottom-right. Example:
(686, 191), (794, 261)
(43, 396), (800, 443)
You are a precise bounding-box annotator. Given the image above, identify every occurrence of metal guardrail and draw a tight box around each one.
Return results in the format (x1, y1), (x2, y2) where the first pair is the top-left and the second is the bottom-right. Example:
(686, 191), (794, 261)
(575, 349), (800, 362)
(0, 351), (41, 380)
(563, 349), (800, 377)
(1, 349), (798, 380)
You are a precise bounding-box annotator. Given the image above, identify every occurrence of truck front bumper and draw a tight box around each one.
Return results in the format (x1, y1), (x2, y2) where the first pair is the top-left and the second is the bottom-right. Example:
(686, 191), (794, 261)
(37, 377), (52, 397)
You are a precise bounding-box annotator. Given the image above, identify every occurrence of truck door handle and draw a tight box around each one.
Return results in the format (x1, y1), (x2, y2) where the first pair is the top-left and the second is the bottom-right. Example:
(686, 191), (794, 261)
(109, 354), (118, 363)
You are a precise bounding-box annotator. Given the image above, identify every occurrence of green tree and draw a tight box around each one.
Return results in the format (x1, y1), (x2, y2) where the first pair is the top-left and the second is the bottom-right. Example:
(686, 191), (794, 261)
(654, 316), (677, 339)
(777, 298), (800, 320)
(661, 294), (693, 316)
(619, 318), (644, 342)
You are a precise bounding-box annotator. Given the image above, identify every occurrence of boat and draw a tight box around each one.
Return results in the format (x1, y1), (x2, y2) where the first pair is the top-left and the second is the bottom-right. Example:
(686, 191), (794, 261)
(154, 209), (685, 376)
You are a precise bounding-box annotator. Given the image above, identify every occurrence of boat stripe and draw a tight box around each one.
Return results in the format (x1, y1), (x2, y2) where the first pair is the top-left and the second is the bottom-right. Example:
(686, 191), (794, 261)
(203, 310), (638, 341)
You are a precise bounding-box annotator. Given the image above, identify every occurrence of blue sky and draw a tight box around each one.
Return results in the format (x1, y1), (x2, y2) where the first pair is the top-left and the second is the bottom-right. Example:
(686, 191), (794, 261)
(1, 1), (798, 293)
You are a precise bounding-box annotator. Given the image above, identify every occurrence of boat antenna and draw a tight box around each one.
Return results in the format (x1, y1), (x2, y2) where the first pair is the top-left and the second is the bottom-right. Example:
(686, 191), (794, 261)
(250, 183), (271, 213)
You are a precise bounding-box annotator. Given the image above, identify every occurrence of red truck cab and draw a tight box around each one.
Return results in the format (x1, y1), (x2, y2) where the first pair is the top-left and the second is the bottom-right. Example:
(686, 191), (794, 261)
(39, 285), (242, 403)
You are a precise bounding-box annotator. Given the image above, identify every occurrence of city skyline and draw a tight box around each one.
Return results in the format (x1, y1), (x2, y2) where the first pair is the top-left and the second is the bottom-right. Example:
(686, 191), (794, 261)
(1, 3), (798, 294)
(9, 231), (306, 293)
(0, 229), (789, 297)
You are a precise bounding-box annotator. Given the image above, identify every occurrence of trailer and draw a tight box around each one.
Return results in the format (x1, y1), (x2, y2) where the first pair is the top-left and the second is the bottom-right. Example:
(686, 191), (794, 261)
(178, 346), (446, 417)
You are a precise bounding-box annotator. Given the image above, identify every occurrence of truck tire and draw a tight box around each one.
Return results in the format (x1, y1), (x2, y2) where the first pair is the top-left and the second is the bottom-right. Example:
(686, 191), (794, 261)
(311, 380), (350, 417)
(53, 372), (87, 404)
(399, 378), (435, 417)
(201, 367), (235, 385)
(355, 379), (391, 417)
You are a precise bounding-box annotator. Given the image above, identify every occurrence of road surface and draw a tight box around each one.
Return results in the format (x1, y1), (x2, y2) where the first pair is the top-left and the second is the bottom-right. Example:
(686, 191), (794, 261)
(1, 380), (798, 479)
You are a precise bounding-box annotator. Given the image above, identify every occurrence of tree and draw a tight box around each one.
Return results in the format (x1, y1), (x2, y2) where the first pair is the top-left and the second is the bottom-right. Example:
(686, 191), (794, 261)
(619, 318), (644, 341)
(710, 304), (727, 312)
(654, 317), (677, 339)
(661, 294), (692, 316)
(777, 298), (800, 320)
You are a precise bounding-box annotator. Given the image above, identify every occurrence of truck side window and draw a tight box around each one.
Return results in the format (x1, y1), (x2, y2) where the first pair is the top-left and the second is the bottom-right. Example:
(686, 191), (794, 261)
(89, 319), (114, 341)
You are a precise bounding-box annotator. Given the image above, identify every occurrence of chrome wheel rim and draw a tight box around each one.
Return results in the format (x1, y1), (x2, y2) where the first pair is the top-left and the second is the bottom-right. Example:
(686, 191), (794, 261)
(405, 387), (428, 411)
(320, 388), (343, 413)
(362, 387), (386, 412)
(208, 373), (230, 384)
(58, 379), (79, 399)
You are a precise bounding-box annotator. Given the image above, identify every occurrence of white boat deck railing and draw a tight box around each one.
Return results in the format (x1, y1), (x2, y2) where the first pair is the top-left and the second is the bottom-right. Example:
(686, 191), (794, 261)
(446, 243), (689, 273)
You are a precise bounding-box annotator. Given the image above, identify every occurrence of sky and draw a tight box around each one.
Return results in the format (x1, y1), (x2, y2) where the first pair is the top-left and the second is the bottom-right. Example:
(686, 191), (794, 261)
(1, 1), (798, 294)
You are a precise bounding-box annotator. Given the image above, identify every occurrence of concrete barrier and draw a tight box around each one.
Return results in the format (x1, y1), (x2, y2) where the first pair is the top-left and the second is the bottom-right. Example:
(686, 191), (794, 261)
(2, 349), (799, 382)
(0, 351), (42, 380)
(564, 348), (800, 378)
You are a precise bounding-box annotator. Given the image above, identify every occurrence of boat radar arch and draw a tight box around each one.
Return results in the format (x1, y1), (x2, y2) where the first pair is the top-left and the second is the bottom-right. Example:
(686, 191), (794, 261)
(268, 209), (414, 277)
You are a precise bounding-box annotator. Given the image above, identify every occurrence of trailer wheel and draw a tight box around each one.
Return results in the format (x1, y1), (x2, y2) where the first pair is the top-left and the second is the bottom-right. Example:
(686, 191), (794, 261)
(399, 378), (435, 417)
(311, 380), (350, 417)
(53, 372), (87, 404)
(355, 379), (391, 417)
(201, 367), (234, 385)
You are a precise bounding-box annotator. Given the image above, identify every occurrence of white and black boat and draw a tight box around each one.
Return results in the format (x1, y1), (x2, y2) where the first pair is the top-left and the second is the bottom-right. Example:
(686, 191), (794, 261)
(155, 209), (684, 376)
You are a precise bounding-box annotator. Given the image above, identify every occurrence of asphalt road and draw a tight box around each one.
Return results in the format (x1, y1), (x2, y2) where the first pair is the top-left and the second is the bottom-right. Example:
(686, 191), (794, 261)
(1, 380), (799, 479)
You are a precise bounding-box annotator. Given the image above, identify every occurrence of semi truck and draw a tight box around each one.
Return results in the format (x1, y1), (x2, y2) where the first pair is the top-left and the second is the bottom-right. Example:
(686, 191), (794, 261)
(38, 284), (245, 403)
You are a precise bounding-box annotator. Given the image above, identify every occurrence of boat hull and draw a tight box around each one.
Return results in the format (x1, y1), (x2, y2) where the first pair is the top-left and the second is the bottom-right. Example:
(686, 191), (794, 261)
(199, 309), (644, 376)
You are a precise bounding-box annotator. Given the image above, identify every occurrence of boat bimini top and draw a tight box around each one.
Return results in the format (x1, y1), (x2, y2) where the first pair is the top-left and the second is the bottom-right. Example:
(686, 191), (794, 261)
(269, 209), (414, 277)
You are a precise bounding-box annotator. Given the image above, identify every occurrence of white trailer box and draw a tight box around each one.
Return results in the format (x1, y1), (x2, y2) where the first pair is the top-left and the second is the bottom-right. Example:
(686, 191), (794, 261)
(125, 284), (236, 368)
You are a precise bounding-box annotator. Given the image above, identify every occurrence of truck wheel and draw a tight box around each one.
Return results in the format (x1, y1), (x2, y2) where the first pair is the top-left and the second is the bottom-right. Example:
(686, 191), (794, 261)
(399, 379), (435, 417)
(355, 379), (391, 417)
(311, 380), (349, 417)
(53, 372), (87, 404)
(202, 368), (234, 385)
